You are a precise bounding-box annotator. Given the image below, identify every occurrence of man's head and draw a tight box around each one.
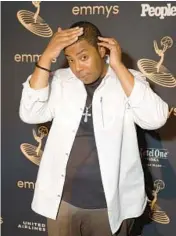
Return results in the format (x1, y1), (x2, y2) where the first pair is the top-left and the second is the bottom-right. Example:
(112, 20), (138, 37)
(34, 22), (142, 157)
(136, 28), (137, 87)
(70, 21), (102, 49)
(64, 21), (107, 84)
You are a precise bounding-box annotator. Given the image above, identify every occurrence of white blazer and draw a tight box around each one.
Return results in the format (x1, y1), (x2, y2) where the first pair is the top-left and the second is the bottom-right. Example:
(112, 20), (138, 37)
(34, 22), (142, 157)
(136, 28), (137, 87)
(19, 66), (168, 234)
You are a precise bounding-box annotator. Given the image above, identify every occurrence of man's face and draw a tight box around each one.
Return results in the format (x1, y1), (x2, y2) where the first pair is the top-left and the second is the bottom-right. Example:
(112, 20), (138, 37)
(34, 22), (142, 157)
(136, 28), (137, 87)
(64, 40), (106, 84)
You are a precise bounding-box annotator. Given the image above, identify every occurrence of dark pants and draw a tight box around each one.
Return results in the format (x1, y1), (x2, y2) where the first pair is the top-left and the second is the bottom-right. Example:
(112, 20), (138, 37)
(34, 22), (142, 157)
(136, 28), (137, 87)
(47, 201), (135, 236)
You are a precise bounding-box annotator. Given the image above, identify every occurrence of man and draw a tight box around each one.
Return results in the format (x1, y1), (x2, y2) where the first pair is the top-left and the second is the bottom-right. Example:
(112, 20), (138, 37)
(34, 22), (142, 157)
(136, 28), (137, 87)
(19, 21), (168, 236)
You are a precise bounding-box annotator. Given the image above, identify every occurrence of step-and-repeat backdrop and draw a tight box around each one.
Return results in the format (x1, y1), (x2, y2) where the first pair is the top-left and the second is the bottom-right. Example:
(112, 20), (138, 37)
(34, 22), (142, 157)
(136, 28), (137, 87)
(1, 1), (176, 236)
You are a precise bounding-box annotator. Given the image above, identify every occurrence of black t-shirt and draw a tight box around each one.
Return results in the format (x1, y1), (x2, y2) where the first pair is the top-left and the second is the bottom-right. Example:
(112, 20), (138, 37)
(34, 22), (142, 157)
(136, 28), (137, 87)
(62, 77), (107, 209)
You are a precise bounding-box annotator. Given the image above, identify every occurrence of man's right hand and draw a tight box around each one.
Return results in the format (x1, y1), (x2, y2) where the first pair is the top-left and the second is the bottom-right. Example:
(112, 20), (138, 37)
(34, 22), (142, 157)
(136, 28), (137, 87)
(43, 27), (84, 61)
(29, 26), (83, 89)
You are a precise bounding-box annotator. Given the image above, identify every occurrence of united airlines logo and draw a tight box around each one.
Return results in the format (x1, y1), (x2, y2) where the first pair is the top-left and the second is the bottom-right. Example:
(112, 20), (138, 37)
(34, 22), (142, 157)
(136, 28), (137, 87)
(18, 220), (46, 232)
(17, 1), (53, 37)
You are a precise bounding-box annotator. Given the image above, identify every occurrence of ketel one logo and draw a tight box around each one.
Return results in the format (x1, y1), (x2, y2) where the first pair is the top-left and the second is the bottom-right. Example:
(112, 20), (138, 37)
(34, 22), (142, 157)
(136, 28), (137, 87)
(137, 36), (176, 88)
(20, 126), (48, 166)
(17, 1), (53, 37)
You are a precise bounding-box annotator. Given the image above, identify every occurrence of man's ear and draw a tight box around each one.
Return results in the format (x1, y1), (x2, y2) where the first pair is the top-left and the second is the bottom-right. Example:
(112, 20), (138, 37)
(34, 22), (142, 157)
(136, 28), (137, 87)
(98, 46), (106, 58)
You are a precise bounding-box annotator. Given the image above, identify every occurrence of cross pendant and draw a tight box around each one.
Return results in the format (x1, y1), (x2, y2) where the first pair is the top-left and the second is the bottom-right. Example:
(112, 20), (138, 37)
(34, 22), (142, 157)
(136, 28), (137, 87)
(83, 107), (91, 122)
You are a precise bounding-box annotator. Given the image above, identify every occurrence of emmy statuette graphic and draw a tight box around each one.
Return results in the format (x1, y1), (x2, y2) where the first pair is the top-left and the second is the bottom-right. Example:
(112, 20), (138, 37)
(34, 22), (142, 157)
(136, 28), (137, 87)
(17, 1), (53, 37)
(149, 180), (170, 224)
(20, 126), (48, 166)
(138, 36), (176, 88)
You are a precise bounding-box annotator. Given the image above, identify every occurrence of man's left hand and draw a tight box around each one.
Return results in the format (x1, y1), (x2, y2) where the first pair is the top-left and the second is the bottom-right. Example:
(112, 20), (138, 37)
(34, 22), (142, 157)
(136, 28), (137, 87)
(98, 36), (122, 71)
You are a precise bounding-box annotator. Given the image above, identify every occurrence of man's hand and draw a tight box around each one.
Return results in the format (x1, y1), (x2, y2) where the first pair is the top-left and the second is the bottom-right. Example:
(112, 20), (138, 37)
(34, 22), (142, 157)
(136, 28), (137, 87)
(43, 27), (84, 61)
(98, 36), (134, 96)
(29, 27), (83, 89)
(98, 36), (122, 71)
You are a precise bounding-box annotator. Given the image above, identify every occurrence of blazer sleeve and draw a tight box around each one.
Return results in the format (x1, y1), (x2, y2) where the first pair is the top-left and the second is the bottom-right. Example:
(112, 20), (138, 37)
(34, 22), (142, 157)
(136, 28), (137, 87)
(19, 74), (61, 124)
(125, 69), (169, 130)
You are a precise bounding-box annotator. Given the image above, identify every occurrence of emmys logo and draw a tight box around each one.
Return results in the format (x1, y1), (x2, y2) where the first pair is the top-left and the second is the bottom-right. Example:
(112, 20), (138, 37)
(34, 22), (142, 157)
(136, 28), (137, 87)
(17, 180), (35, 189)
(17, 1), (53, 37)
(18, 221), (46, 232)
(20, 126), (48, 166)
(14, 53), (57, 63)
(137, 36), (176, 88)
(141, 3), (176, 19)
(168, 107), (176, 118)
(148, 180), (170, 224)
(72, 5), (119, 18)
